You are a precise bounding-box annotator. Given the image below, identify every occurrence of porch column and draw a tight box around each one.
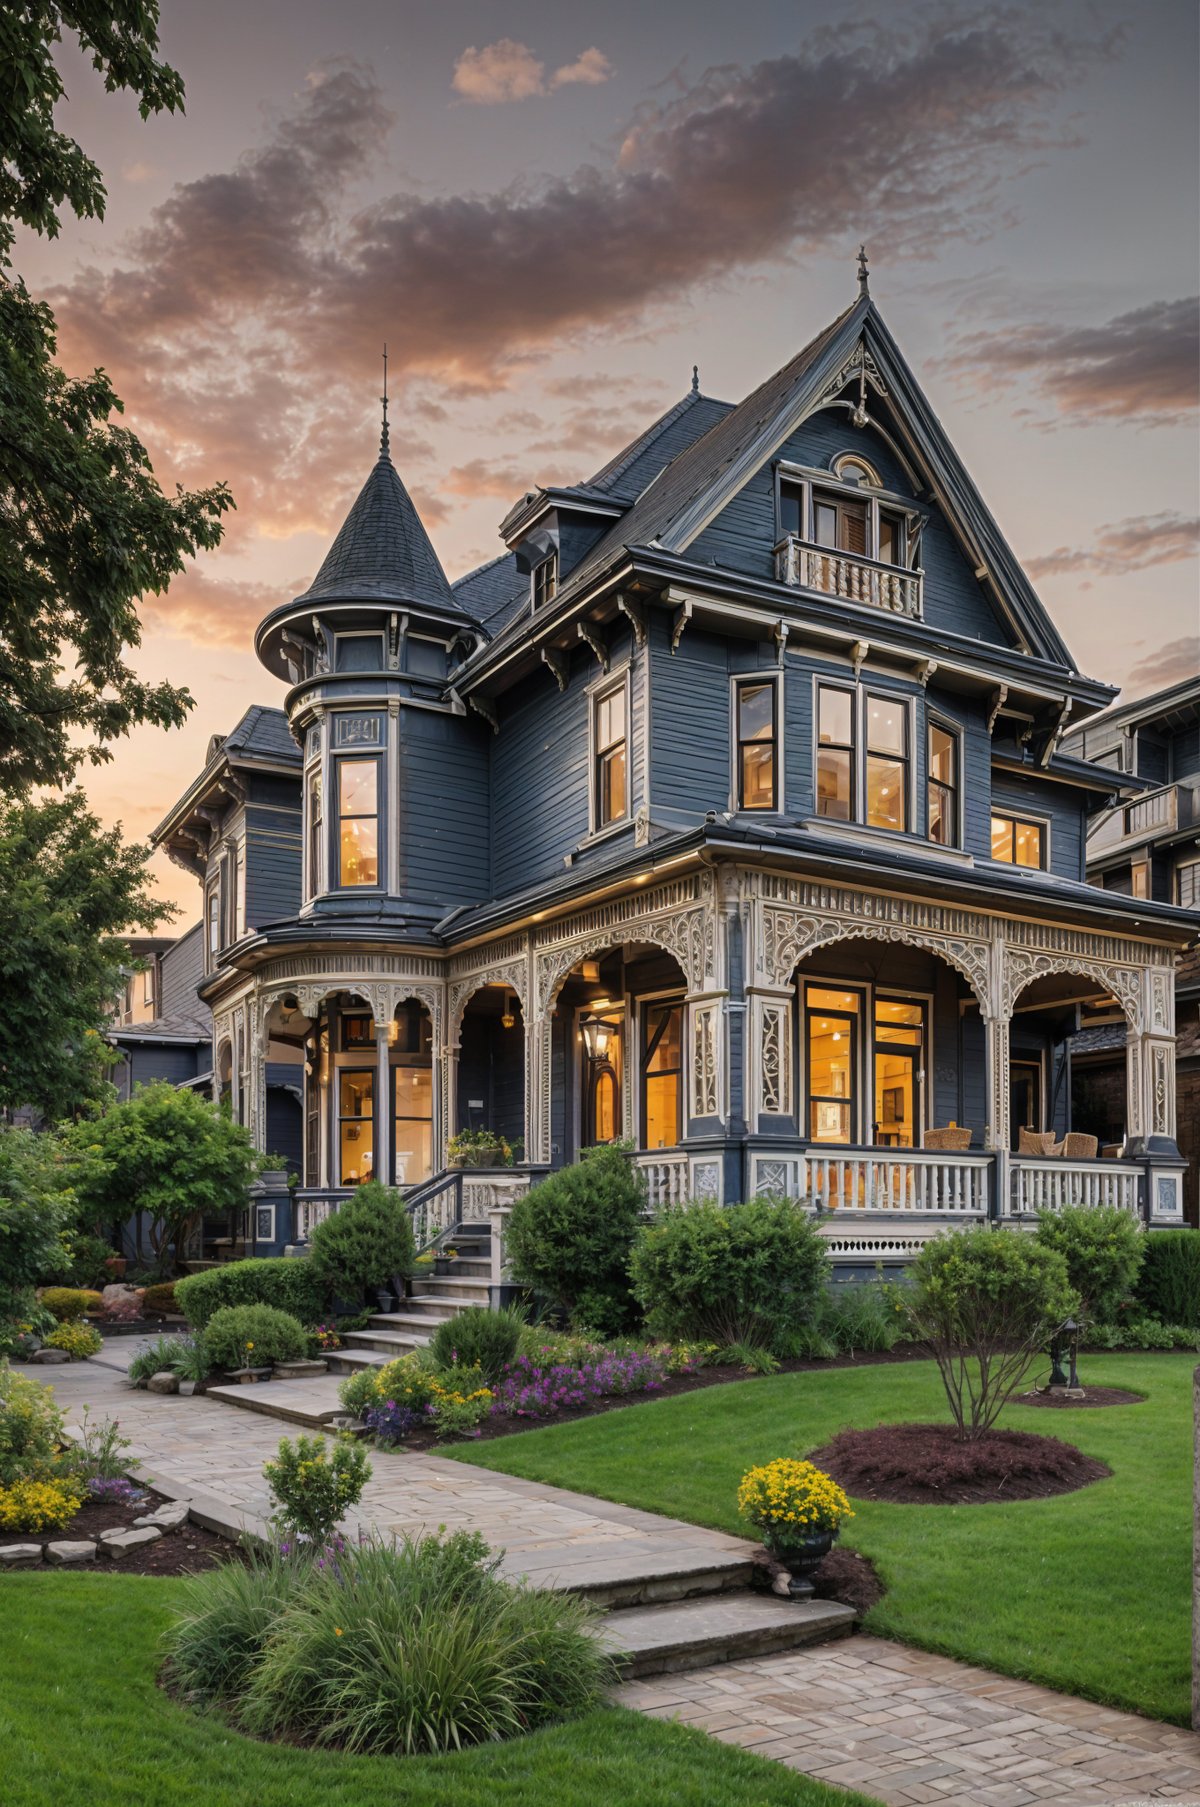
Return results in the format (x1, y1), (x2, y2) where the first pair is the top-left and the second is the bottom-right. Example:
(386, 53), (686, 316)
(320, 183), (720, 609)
(373, 1023), (390, 1186)
(745, 987), (795, 1130)
(526, 1016), (552, 1165)
(318, 1032), (331, 1189)
(249, 997), (268, 1153)
(686, 992), (726, 1126)
(984, 1011), (1010, 1153)
(439, 1041), (458, 1170)
(1127, 1032), (1177, 1142)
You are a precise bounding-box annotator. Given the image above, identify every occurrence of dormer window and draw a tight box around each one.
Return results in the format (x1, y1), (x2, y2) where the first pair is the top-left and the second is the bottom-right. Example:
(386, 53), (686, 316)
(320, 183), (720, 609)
(532, 552), (558, 609)
(781, 472), (906, 568)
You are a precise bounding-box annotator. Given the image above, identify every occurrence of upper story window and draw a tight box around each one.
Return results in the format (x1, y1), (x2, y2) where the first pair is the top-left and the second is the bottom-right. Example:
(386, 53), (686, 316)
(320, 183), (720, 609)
(927, 722), (960, 847)
(779, 464), (907, 568)
(337, 758), (379, 887)
(206, 888), (220, 965)
(1178, 859), (1200, 909)
(307, 772), (323, 898)
(735, 679), (778, 810)
(991, 812), (1045, 869)
(1131, 859), (1150, 900)
(817, 682), (911, 834)
(593, 680), (627, 829)
(532, 552), (558, 609)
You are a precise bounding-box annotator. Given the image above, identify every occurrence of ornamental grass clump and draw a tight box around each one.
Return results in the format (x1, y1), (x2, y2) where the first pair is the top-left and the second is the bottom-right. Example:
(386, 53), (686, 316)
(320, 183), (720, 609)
(263, 1433), (372, 1545)
(165, 1531), (611, 1757)
(737, 1459), (854, 1542)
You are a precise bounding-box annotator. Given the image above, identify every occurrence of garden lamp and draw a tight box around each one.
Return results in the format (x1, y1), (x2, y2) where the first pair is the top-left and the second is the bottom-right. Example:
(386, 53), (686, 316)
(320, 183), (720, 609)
(581, 1013), (613, 1062)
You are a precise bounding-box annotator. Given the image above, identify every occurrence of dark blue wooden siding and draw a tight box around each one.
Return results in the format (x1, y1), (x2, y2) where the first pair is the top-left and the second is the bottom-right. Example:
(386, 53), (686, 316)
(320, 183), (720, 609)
(990, 772), (1085, 881)
(688, 410), (1016, 648)
(245, 800), (302, 928)
(397, 707), (491, 908)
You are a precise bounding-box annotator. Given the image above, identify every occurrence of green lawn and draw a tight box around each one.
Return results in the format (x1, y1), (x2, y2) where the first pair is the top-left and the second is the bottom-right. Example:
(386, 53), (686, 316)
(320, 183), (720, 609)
(0, 1573), (878, 1807)
(449, 1354), (1194, 1725)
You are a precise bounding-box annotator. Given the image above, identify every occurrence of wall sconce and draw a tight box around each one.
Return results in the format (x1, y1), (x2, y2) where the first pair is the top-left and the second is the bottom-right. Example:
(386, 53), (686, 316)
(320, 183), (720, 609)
(580, 960), (601, 983)
(501, 991), (516, 1030)
(581, 1013), (613, 1062)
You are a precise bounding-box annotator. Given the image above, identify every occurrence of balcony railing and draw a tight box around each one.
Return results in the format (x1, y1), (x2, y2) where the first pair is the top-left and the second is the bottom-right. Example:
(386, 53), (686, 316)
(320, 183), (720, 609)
(773, 536), (923, 619)
(807, 1147), (990, 1215)
(635, 1151), (690, 1207)
(1089, 782), (1197, 857)
(1008, 1157), (1140, 1217)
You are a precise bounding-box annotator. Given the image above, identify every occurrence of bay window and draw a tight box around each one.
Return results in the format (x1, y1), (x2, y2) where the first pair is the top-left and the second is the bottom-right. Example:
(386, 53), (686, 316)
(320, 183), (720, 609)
(337, 759), (379, 886)
(816, 684), (855, 820)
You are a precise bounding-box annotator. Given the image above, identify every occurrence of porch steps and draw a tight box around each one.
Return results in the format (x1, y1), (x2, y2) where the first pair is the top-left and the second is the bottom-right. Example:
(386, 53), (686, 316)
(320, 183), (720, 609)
(319, 1222), (499, 1374)
(601, 1593), (853, 1678)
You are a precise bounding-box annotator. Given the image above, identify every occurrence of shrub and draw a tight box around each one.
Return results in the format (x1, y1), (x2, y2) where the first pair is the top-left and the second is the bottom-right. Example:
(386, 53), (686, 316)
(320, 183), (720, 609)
(167, 1532), (610, 1756)
(506, 1146), (645, 1330)
(0, 1366), (68, 1484)
(630, 1197), (829, 1355)
(0, 1476), (82, 1533)
(175, 1257), (325, 1330)
(263, 1432), (372, 1543)
(39, 1286), (102, 1322)
(142, 1281), (178, 1316)
(307, 1182), (415, 1299)
(204, 1304), (307, 1371)
(340, 1354), (493, 1441)
(429, 1306), (522, 1381)
(337, 1365), (385, 1420)
(1035, 1207), (1144, 1323)
(45, 1319), (102, 1358)
(737, 1459), (854, 1540)
(1084, 1317), (1200, 1351)
(820, 1281), (908, 1355)
(64, 1231), (117, 1289)
(1136, 1230), (1200, 1328)
(905, 1227), (1077, 1441)
(129, 1334), (191, 1384)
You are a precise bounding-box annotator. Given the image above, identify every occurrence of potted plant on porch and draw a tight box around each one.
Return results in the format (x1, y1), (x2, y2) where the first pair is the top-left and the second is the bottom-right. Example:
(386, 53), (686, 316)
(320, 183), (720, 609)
(447, 1128), (513, 1169)
(737, 1458), (855, 1599)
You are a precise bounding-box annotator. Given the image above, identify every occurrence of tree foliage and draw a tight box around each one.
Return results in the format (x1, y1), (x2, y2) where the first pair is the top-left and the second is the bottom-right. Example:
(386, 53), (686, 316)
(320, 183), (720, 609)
(0, 794), (170, 1115)
(904, 1227), (1078, 1441)
(1034, 1206), (1144, 1323)
(0, 3), (232, 792)
(0, 1127), (74, 1316)
(308, 1181), (416, 1300)
(65, 1082), (259, 1261)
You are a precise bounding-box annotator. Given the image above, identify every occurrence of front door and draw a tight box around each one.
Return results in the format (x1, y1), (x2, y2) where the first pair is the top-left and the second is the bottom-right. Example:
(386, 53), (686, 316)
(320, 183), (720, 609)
(805, 986), (862, 1144)
(872, 998), (925, 1148)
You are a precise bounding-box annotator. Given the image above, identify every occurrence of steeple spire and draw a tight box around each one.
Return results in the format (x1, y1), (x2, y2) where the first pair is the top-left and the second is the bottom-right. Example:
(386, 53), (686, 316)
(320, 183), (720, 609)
(857, 244), (870, 296)
(379, 343), (389, 459)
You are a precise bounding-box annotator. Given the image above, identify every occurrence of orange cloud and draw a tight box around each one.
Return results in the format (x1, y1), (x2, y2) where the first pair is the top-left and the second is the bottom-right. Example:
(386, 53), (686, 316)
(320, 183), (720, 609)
(452, 40), (544, 104)
(1026, 512), (1199, 580)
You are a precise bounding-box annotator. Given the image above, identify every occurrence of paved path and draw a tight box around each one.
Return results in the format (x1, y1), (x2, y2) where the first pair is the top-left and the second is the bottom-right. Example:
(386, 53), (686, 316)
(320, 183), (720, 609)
(22, 1341), (1200, 1807)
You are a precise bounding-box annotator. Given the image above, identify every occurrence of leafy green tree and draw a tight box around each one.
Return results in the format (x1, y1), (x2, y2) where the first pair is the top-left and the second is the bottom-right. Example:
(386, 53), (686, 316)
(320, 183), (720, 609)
(0, 3), (232, 792)
(0, 794), (170, 1116)
(0, 1127), (75, 1320)
(1034, 1206), (1144, 1323)
(65, 1083), (259, 1264)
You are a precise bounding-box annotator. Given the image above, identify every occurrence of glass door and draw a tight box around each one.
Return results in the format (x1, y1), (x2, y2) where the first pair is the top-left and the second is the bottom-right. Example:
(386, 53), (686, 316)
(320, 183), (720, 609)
(872, 998), (924, 1148)
(642, 1002), (683, 1149)
(392, 1065), (433, 1188)
(1010, 1060), (1043, 1150)
(804, 987), (861, 1144)
(338, 1070), (374, 1186)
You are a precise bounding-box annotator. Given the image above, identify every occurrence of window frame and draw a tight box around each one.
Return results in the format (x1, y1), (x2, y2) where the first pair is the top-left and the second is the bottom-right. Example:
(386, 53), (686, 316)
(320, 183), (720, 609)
(731, 672), (782, 812)
(1131, 858), (1151, 900)
(334, 754), (382, 890)
(815, 678), (858, 824)
(1177, 858), (1200, 909)
(531, 550), (558, 611)
(336, 1066), (375, 1188)
(926, 715), (962, 848)
(776, 463), (912, 568)
(640, 994), (684, 1152)
(813, 677), (916, 837)
(588, 666), (631, 836)
(307, 768), (324, 900)
(990, 810), (1049, 871)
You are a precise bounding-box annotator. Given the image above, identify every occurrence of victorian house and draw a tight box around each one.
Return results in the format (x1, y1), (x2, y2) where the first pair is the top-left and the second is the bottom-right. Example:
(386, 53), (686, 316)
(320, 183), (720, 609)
(155, 276), (1195, 1269)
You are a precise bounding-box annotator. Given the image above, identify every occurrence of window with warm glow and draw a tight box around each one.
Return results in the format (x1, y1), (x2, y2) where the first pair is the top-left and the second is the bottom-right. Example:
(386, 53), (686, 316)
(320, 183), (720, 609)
(337, 759), (379, 886)
(594, 683), (627, 827)
(865, 694), (909, 832)
(339, 1070), (374, 1186)
(991, 813), (1045, 868)
(393, 1066), (433, 1187)
(805, 986), (860, 1144)
(307, 772), (323, 897)
(817, 685), (855, 820)
(927, 722), (959, 846)
(642, 1001), (682, 1149)
(736, 680), (777, 809)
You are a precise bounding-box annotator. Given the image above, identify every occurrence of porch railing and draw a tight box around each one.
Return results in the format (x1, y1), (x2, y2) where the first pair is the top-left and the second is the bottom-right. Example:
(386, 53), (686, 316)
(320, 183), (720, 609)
(773, 536), (923, 618)
(636, 1151), (690, 1207)
(1008, 1157), (1140, 1217)
(807, 1148), (990, 1215)
(296, 1167), (542, 1257)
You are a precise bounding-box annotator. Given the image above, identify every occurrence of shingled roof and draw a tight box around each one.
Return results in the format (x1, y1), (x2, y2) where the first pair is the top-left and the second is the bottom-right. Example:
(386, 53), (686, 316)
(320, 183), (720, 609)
(295, 440), (466, 619)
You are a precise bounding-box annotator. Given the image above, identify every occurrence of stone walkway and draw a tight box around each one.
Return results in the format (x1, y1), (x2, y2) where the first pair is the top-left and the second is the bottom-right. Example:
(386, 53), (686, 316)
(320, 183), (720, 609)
(22, 1341), (1200, 1807)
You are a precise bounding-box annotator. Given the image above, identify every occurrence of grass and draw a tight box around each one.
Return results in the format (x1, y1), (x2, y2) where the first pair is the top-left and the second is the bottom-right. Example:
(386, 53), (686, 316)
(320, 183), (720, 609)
(448, 1353), (1193, 1725)
(0, 1572), (879, 1807)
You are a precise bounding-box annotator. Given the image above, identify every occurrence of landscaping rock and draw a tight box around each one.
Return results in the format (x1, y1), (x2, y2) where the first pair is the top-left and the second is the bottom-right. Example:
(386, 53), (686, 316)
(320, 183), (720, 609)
(99, 1527), (163, 1557)
(146, 1371), (179, 1395)
(133, 1502), (190, 1532)
(100, 1283), (144, 1323)
(0, 1544), (43, 1569)
(28, 1347), (71, 1364)
(45, 1541), (97, 1564)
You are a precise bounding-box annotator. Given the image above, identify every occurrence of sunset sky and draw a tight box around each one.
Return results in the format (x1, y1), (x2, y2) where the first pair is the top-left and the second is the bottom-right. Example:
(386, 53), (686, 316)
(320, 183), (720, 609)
(18, 0), (1200, 918)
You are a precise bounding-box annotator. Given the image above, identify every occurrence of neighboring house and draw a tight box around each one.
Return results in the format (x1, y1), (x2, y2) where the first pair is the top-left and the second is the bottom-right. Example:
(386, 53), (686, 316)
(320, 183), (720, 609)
(1062, 678), (1200, 1224)
(153, 273), (1195, 1267)
(108, 924), (212, 1100)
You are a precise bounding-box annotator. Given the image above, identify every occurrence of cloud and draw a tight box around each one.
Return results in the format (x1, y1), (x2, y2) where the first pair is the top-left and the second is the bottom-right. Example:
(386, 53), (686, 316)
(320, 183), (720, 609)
(452, 39), (544, 104)
(942, 297), (1200, 428)
(1125, 636), (1200, 692)
(1026, 512), (1200, 579)
(443, 458), (530, 499)
(142, 567), (297, 646)
(122, 161), (155, 184)
(550, 48), (613, 89)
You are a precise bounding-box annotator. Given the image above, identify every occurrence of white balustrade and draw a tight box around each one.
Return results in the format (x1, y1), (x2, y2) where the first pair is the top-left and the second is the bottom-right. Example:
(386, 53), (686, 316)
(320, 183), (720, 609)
(773, 537), (923, 618)
(1009, 1159), (1140, 1216)
(636, 1152), (691, 1207)
(807, 1149), (989, 1215)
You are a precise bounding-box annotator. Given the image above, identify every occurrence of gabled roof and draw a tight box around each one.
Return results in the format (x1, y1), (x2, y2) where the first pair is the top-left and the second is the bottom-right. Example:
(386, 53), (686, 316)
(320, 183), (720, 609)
(221, 704), (301, 767)
(1063, 674), (1200, 743)
(295, 439), (465, 619)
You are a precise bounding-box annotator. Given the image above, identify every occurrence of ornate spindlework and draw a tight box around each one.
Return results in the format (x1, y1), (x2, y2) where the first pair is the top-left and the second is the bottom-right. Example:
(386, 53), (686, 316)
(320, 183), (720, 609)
(333, 713), (382, 747)
(760, 908), (992, 1012)
(690, 1002), (720, 1119)
(760, 1000), (791, 1116)
(1000, 950), (1142, 1028)
(447, 960), (529, 1044)
(690, 1158), (722, 1202)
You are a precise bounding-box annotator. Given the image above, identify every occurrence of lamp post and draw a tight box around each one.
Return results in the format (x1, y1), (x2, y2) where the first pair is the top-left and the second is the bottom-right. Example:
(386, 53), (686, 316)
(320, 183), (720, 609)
(1048, 1316), (1081, 1392)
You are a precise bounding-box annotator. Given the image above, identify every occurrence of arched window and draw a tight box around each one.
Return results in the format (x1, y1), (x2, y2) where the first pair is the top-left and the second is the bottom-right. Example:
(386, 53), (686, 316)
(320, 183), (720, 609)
(831, 453), (882, 488)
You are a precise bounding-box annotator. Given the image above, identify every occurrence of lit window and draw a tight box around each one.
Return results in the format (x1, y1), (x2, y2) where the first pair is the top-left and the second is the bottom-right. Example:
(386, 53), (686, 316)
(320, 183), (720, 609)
(865, 694), (909, 832)
(394, 1065), (433, 1187)
(338, 1071), (374, 1186)
(927, 723), (959, 846)
(337, 760), (379, 886)
(594, 683), (627, 828)
(532, 553), (558, 609)
(736, 680), (777, 810)
(991, 813), (1045, 868)
(817, 685), (855, 820)
(642, 1002), (682, 1149)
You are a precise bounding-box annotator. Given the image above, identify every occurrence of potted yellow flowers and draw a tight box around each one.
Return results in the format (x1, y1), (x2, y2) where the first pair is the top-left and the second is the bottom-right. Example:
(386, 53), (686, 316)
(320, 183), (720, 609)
(737, 1458), (854, 1599)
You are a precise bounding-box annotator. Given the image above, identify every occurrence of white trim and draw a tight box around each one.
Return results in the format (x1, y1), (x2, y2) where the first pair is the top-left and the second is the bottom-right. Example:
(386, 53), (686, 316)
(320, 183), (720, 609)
(925, 710), (964, 850)
(729, 669), (785, 813)
(587, 664), (633, 837)
(989, 805), (1053, 873)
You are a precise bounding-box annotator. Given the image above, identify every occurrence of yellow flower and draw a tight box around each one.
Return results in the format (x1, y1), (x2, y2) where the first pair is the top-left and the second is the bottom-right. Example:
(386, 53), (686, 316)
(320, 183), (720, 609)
(334, 1627), (343, 1637)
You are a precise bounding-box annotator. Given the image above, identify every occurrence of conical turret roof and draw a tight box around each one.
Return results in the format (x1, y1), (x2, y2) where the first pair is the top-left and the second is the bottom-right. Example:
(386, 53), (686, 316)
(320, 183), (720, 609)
(295, 435), (465, 620)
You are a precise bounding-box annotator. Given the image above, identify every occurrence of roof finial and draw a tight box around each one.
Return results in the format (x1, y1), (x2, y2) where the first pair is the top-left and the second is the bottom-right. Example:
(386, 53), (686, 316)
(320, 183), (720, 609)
(691, 362), (699, 395)
(379, 343), (390, 458)
(857, 244), (870, 296)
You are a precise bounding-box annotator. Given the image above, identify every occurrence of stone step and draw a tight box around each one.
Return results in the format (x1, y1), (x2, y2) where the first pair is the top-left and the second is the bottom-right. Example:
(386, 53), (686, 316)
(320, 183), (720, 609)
(506, 1542), (756, 1610)
(205, 1379), (346, 1429)
(365, 1309), (452, 1334)
(323, 1348), (388, 1374)
(341, 1328), (434, 1356)
(415, 1277), (493, 1303)
(601, 1593), (854, 1679)
(378, 1295), (483, 1322)
(412, 1257), (491, 1280)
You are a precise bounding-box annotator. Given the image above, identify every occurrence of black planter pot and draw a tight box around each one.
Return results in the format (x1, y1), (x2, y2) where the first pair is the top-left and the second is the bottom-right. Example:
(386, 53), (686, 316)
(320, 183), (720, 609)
(765, 1528), (836, 1599)
(374, 1286), (396, 1313)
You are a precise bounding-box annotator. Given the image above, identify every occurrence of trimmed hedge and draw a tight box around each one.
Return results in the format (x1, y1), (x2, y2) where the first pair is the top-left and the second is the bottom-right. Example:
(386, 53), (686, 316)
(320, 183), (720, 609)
(141, 1282), (179, 1317)
(1136, 1231), (1200, 1328)
(175, 1258), (325, 1330)
(204, 1304), (307, 1370)
(39, 1287), (102, 1322)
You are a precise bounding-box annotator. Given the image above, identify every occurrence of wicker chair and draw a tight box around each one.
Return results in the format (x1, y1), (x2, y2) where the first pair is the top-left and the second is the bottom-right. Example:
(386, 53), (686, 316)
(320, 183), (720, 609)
(922, 1126), (973, 1151)
(1057, 1132), (1099, 1160)
(1018, 1128), (1058, 1157)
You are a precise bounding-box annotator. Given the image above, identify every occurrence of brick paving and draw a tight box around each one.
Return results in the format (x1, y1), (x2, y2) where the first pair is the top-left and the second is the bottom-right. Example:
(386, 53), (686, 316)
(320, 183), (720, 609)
(24, 1341), (1200, 1807)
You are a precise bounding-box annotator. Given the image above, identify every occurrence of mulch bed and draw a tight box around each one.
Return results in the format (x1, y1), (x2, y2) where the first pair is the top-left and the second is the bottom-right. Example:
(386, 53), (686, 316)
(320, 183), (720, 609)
(58, 1487), (234, 1577)
(1017, 1386), (1145, 1409)
(750, 1544), (885, 1615)
(807, 1421), (1110, 1505)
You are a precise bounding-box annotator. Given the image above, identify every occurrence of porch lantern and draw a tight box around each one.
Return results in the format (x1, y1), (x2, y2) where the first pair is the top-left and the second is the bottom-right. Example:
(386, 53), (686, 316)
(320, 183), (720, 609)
(501, 991), (516, 1030)
(581, 1012), (613, 1063)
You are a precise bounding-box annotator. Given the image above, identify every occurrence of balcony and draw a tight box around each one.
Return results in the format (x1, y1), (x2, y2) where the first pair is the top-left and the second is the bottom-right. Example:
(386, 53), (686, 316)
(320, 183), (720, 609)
(1088, 782), (1198, 857)
(773, 536), (923, 619)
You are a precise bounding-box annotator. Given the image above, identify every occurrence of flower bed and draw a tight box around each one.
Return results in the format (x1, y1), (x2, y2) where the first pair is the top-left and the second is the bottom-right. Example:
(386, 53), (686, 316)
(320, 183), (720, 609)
(492, 1348), (667, 1418)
